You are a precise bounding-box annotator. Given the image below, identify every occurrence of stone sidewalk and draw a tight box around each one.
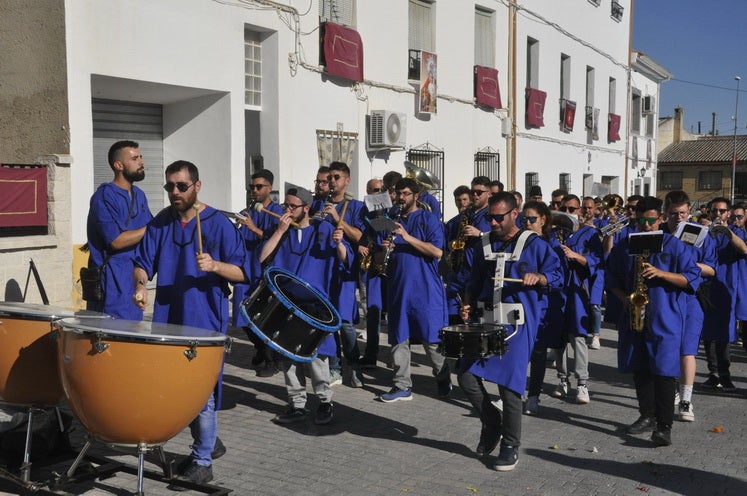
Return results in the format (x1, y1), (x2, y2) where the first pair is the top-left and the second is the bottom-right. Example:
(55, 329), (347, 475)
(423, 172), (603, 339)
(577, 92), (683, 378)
(2, 325), (746, 495)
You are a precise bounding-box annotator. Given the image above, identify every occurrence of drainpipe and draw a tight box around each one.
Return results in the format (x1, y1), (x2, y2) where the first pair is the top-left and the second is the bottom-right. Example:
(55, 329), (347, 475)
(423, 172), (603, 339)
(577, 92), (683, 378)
(507, 1), (517, 190)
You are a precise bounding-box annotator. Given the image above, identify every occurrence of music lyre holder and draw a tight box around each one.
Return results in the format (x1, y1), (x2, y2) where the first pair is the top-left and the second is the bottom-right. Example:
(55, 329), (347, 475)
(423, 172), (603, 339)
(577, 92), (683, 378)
(628, 230), (664, 256)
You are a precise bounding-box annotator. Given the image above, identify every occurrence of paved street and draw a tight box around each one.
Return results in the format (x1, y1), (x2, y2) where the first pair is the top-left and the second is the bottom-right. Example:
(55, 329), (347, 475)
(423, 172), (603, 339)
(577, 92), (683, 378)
(2, 323), (746, 495)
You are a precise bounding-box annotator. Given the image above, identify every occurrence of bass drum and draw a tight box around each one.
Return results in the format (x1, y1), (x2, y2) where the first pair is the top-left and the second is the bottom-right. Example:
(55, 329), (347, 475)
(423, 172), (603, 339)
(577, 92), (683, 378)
(56, 317), (229, 445)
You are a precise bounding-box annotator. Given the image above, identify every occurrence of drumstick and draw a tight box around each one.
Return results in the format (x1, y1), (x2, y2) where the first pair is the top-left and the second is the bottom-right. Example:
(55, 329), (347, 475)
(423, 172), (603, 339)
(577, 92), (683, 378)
(492, 277), (524, 283)
(252, 202), (300, 228)
(194, 204), (203, 255)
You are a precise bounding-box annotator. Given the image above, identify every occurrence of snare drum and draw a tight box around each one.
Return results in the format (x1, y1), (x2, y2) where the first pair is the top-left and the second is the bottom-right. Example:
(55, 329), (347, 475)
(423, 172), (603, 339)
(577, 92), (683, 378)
(56, 317), (229, 445)
(241, 266), (341, 362)
(0, 301), (77, 405)
(439, 324), (508, 359)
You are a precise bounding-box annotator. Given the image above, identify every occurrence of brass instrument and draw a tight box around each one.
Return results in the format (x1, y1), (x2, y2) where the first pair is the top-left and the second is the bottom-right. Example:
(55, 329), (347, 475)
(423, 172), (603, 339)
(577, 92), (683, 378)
(360, 243), (373, 271)
(404, 161), (441, 191)
(598, 216), (629, 237)
(601, 193), (624, 215)
(629, 252), (650, 332)
(551, 211), (579, 245)
(448, 206), (473, 271)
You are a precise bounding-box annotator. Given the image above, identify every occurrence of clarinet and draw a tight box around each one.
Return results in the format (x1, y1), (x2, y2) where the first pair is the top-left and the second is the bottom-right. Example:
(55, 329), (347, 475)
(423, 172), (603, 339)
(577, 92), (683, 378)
(380, 208), (403, 278)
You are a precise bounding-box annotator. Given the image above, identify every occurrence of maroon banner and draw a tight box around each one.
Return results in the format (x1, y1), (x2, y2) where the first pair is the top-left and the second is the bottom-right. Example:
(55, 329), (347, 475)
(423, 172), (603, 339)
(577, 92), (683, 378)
(322, 21), (364, 83)
(562, 100), (576, 132)
(608, 113), (621, 142)
(0, 165), (48, 227)
(474, 65), (502, 109)
(525, 88), (547, 128)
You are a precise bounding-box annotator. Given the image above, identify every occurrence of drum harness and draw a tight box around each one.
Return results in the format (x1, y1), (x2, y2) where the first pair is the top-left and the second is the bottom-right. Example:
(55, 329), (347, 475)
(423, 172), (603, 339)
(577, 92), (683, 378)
(477, 229), (537, 343)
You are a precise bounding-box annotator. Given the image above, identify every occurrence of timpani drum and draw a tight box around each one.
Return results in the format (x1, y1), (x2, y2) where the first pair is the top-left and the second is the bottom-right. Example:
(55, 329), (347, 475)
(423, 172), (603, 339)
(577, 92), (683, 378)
(0, 301), (76, 405)
(439, 323), (508, 359)
(55, 317), (229, 445)
(241, 266), (341, 363)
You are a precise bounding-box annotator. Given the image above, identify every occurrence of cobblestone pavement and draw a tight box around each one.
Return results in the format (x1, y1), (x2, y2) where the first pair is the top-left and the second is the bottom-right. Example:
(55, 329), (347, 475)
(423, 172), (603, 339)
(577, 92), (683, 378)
(2, 324), (746, 495)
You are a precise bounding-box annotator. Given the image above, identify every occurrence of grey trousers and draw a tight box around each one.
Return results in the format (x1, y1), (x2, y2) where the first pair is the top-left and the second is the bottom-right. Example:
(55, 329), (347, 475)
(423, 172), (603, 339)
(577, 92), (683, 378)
(392, 340), (449, 390)
(282, 356), (333, 408)
(554, 335), (589, 384)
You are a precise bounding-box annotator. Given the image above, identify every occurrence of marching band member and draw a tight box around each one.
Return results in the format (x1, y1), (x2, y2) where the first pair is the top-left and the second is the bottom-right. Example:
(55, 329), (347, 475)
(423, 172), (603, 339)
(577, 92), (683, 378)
(582, 196), (604, 350)
(730, 204), (747, 352)
(459, 191), (562, 470)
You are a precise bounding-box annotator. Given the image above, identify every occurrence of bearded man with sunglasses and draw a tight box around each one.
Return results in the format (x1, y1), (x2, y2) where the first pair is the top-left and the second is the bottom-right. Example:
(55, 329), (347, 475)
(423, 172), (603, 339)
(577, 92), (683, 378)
(730, 204), (747, 354)
(550, 194), (602, 404)
(133, 160), (251, 486)
(459, 192), (562, 470)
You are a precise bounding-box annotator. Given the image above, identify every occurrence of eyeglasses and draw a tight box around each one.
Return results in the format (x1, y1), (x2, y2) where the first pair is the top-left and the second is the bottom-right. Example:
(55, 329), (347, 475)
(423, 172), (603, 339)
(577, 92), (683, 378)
(637, 217), (658, 226)
(369, 188), (383, 193)
(328, 174), (344, 181)
(484, 210), (512, 223)
(730, 214), (745, 221)
(281, 203), (305, 211)
(163, 182), (195, 193)
(396, 191), (414, 198)
(560, 206), (579, 213)
(250, 183), (270, 191)
(624, 205), (635, 210)
(314, 179), (329, 185)
(523, 216), (539, 224)
(471, 189), (489, 196)
(711, 208), (728, 214)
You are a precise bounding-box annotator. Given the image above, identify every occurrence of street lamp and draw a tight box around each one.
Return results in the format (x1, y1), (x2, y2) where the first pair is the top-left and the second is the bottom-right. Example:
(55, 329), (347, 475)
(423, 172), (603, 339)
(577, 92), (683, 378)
(731, 76), (741, 204)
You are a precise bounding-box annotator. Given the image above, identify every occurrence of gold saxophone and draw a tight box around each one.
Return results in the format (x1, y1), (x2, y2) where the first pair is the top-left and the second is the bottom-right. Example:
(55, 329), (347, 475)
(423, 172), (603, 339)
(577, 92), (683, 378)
(360, 243), (373, 271)
(629, 253), (650, 332)
(448, 206), (473, 271)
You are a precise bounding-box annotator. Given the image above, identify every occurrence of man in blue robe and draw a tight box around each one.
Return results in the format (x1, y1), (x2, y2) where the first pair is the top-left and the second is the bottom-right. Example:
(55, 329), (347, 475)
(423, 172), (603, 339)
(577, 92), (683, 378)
(607, 196), (701, 447)
(86, 140), (152, 319)
(459, 191), (563, 471)
(133, 160), (250, 486)
(260, 185), (352, 425)
(377, 177), (450, 403)
(729, 204), (747, 352)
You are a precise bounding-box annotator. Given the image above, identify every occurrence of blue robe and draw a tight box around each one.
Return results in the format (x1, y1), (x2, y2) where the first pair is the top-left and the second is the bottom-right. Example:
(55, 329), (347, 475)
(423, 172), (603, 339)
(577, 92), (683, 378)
(537, 236), (568, 349)
(465, 231), (563, 394)
(445, 207), (491, 315)
(418, 190), (442, 221)
(381, 209), (447, 344)
(730, 226), (747, 320)
(603, 223), (635, 324)
(231, 201), (283, 326)
(607, 233), (701, 377)
(701, 230), (741, 342)
(268, 222), (353, 357)
(86, 182), (153, 319)
(558, 224), (602, 336)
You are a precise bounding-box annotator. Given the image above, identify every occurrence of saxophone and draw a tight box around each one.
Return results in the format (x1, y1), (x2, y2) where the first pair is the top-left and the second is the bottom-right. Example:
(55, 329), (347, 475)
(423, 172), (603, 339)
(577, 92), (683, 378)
(380, 209), (403, 277)
(629, 253), (650, 332)
(360, 243), (373, 271)
(448, 206), (472, 271)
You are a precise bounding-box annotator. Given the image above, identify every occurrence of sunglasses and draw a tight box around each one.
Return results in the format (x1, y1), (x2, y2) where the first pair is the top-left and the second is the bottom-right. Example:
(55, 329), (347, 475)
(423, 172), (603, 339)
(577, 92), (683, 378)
(163, 182), (195, 193)
(667, 211), (690, 217)
(523, 216), (539, 224)
(471, 189), (489, 196)
(281, 203), (305, 210)
(250, 183), (270, 190)
(624, 205), (635, 210)
(314, 179), (329, 185)
(484, 210), (512, 223)
(711, 208), (728, 214)
(637, 217), (658, 226)
(560, 206), (578, 213)
(369, 188), (383, 193)
(730, 214), (745, 221)
(328, 174), (344, 181)
(551, 201), (562, 207)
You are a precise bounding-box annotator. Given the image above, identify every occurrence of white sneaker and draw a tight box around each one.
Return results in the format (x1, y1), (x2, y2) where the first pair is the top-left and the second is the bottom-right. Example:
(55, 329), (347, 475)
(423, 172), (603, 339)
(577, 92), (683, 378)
(676, 401), (695, 422)
(330, 371), (343, 387)
(589, 336), (601, 350)
(524, 396), (539, 415)
(576, 385), (590, 404)
(551, 381), (568, 398)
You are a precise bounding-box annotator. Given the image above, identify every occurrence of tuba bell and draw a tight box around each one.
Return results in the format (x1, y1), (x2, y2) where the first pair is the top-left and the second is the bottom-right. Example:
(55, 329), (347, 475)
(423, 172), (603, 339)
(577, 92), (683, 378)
(404, 161), (440, 191)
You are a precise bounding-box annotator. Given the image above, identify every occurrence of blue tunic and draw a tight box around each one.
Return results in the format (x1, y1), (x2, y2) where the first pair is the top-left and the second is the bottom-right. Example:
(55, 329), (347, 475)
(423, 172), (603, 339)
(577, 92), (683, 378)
(231, 201), (283, 326)
(536, 236), (568, 349)
(418, 190), (442, 221)
(134, 205), (250, 334)
(465, 231), (563, 394)
(268, 222), (353, 357)
(381, 209), (447, 345)
(607, 233), (701, 377)
(701, 230), (740, 342)
(559, 225), (602, 336)
(603, 223), (635, 324)
(86, 182), (152, 319)
(730, 226), (747, 320)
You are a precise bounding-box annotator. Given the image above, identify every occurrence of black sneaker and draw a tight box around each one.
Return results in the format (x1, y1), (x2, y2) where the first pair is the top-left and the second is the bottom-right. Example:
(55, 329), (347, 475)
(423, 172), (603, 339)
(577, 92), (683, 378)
(702, 374), (721, 388)
(437, 378), (453, 397)
(172, 461), (213, 489)
(720, 376), (736, 390)
(626, 416), (656, 434)
(314, 402), (334, 425)
(651, 426), (672, 446)
(257, 362), (280, 378)
(211, 437), (226, 459)
(359, 356), (378, 369)
(494, 445), (519, 472)
(476, 424), (500, 457)
(274, 407), (308, 424)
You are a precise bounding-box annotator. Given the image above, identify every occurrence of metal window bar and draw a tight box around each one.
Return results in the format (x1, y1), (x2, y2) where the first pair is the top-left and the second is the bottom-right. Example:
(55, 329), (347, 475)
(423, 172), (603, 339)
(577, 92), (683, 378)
(559, 173), (571, 192)
(406, 146), (444, 215)
(525, 172), (539, 196)
(474, 151), (500, 180)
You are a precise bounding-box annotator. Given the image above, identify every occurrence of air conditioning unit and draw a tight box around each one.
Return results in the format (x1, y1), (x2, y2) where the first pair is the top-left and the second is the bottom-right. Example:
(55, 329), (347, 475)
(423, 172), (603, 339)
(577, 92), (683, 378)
(368, 110), (407, 148)
(642, 95), (655, 115)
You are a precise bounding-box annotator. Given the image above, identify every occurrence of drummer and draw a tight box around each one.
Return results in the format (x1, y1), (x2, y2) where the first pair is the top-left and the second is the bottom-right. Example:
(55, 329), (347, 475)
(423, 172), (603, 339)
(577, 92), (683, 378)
(260, 184), (353, 425)
(133, 160), (250, 487)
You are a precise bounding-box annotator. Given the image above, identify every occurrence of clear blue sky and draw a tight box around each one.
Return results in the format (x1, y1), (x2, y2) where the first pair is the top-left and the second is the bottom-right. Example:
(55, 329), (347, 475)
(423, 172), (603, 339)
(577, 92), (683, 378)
(632, 0), (747, 136)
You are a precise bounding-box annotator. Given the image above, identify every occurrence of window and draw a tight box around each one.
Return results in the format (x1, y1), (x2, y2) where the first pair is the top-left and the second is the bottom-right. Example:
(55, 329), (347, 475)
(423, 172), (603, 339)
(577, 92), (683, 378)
(526, 37), (539, 88)
(408, 0), (435, 79)
(699, 171), (722, 191)
(608, 77), (616, 114)
(474, 7), (495, 67)
(244, 29), (262, 107)
(319, 0), (356, 27)
(559, 173), (571, 192)
(407, 145), (444, 215)
(631, 91), (641, 134)
(588, 0), (601, 6)
(525, 172), (539, 196)
(585, 66), (595, 130)
(611, 1), (624, 22)
(659, 171), (683, 190)
(474, 149), (500, 180)
(560, 54), (571, 101)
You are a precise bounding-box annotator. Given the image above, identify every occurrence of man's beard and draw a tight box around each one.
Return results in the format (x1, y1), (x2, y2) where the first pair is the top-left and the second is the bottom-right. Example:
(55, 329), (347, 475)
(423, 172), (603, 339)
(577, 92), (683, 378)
(124, 168), (145, 182)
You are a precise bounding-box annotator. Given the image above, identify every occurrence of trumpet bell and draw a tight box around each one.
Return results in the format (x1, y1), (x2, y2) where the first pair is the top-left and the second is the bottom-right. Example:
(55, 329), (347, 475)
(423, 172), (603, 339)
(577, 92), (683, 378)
(404, 161), (440, 191)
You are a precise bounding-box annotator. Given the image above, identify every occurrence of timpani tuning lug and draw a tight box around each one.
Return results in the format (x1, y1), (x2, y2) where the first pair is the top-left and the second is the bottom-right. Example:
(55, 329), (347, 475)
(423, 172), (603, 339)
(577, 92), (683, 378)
(184, 341), (198, 361)
(93, 333), (110, 354)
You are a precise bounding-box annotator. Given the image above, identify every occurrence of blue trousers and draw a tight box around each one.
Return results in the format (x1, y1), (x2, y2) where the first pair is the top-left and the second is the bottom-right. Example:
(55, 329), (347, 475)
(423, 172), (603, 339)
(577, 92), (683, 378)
(189, 393), (217, 466)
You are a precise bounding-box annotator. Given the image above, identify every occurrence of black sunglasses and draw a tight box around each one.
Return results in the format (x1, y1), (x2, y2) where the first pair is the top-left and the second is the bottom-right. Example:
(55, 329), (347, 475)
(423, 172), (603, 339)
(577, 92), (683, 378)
(329, 174), (344, 181)
(163, 182), (194, 193)
(523, 216), (539, 224)
(484, 210), (512, 223)
(560, 206), (579, 213)
(711, 208), (728, 214)
(730, 214), (745, 221)
(369, 188), (383, 193)
(250, 183), (270, 190)
(471, 189), (489, 196)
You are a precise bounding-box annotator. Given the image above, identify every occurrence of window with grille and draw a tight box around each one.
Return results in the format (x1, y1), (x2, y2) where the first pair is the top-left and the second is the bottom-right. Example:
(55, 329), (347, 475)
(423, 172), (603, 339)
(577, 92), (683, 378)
(608, 77), (616, 114)
(559, 173), (571, 192)
(560, 54), (571, 101)
(611, 1), (624, 22)
(406, 146), (444, 215)
(244, 29), (262, 107)
(631, 91), (641, 134)
(525, 172), (539, 196)
(526, 37), (539, 88)
(698, 171), (722, 191)
(474, 150), (500, 180)
(659, 171), (682, 190)
(319, 0), (356, 27)
(474, 7), (495, 67)
(409, 0), (434, 79)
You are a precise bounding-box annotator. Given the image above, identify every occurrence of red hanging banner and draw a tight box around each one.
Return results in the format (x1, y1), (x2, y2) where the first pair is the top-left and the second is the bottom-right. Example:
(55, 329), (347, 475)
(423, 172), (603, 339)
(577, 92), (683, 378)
(525, 88), (547, 128)
(608, 113), (621, 142)
(562, 100), (576, 132)
(474, 65), (502, 109)
(321, 21), (364, 83)
(0, 165), (48, 227)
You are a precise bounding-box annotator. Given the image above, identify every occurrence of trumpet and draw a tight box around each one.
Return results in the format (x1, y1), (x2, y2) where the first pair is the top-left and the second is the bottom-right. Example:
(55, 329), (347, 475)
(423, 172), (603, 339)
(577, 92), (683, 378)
(601, 193), (624, 215)
(598, 216), (629, 237)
